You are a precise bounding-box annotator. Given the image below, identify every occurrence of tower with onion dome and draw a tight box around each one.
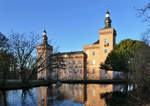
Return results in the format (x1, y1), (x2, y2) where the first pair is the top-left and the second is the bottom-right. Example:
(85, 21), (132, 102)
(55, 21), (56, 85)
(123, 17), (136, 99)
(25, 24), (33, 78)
(99, 11), (116, 63)
(36, 30), (53, 79)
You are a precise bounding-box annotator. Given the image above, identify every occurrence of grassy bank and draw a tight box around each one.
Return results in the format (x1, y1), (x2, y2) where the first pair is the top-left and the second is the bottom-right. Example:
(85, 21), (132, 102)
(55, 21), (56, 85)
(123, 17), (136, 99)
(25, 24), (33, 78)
(0, 79), (127, 90)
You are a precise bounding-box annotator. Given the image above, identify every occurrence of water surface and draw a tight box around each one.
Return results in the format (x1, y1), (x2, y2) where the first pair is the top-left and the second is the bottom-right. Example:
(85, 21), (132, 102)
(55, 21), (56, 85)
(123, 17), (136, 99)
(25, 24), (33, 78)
(0, 84), (123, 106)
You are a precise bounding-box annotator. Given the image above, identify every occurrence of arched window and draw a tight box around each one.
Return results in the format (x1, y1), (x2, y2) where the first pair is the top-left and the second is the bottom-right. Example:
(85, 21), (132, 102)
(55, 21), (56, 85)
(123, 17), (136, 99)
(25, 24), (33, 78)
(104, 39), (109, 46)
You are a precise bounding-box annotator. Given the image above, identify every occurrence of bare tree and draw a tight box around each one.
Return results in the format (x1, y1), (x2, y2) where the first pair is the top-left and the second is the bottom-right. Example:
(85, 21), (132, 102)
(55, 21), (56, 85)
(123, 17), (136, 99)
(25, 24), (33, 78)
(141, 30), (150, 46)
(7, 32), (65, 83)
(0, 32), (15, 85)
(7, 32), (39, 81)
(125, 3), (150, 105)
(137, 2), (150, 23)
(128, 44), (150, 105)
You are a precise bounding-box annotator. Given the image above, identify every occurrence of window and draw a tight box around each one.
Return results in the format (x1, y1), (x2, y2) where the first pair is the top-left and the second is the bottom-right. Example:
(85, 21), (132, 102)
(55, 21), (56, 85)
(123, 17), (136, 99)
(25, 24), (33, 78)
(58, 70), (62, 74)
(73, 60), (76, 65)
(55, 69), (58, 74)
(76, 69), (79, 73)
(66, 61), (69, 65)
(64, 61), (67, 65)
(79, 89), (82, 96)
(92, 60), (95, 65)
(74, 89), (77, 96)
(104, 39), (109, 46)
(69, 69), (72, 73)
(104, 49), (108, 54)
(86, 61), (89, 65)
(104, 70), (107, 74)
(80, 70), (82, 74)
(64, 69), (66, 73)
(93, 69), (95, 74)
(68, 61), (72, 67)
(78, 60), (82, 65)
(69, 61), (72, 64)
(92, 51), (95, 56)
(86, 69), (89, 73)
(104, 39), (108, 43)
(74, 69), (77, 74)
(41, 71), (44, 78)
(93, 90), (95, 96)
(86, 52), (89, 56)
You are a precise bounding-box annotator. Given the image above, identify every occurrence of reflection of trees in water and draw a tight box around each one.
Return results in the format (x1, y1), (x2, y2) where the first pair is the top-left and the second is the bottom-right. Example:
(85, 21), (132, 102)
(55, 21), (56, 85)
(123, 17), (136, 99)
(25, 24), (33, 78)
(101, 86), (150, 106)
(128, 86), (150, 106)
(0, 91), (2, 103)
(0, 88), (37, 106)
(3, 84), (149, 106)
(21, 88), (36, 106)
(101, 91), (129, 106)
(101, 85), (130, 106)
(0, 90), (8, 106)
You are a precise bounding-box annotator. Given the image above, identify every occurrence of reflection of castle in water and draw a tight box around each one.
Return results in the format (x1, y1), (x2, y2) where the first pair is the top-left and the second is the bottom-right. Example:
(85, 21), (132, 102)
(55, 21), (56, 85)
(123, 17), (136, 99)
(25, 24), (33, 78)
(38, 84), (121, 106)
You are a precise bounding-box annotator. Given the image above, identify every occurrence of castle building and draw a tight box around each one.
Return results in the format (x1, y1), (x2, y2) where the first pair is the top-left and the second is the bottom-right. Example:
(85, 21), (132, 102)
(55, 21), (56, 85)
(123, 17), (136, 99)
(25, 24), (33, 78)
(37, 30), (53, 79)
(37, 11), (116, 80)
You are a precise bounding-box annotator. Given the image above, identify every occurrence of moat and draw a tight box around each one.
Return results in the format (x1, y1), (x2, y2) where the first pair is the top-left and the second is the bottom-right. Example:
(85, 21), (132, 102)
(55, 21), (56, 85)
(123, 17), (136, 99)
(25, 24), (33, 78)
(0, 84), (124, 106)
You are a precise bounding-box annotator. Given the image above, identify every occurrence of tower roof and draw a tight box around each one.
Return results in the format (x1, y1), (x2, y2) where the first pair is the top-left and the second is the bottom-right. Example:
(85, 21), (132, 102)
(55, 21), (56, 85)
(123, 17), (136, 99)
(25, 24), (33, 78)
(104, 11), (112, 28)
(37, 30), (52, 48)
(42, 30), (48, 45)
(43, 30), (47, 34)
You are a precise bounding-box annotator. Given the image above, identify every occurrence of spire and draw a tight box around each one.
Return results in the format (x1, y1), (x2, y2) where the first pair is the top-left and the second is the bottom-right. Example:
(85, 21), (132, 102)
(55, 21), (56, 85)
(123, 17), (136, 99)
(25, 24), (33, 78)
(42, 30), (48, 45)
(104, 11), (112, 28)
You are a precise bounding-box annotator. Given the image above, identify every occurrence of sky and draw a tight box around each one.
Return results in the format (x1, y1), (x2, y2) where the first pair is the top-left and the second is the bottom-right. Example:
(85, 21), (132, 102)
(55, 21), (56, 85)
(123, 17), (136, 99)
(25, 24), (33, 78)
(0, 0), (149, 52)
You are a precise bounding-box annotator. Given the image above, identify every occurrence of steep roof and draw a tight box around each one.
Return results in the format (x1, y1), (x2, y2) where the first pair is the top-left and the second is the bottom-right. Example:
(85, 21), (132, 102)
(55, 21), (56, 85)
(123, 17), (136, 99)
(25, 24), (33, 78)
(58, 51), (84, 55)
(93, 40), (99, 44)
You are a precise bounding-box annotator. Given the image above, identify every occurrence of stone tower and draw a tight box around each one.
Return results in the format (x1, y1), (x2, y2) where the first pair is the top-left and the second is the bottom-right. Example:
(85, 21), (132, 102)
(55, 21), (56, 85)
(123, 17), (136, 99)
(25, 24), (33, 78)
(99, 11), (116, 63)
(37, 30), (53, 79)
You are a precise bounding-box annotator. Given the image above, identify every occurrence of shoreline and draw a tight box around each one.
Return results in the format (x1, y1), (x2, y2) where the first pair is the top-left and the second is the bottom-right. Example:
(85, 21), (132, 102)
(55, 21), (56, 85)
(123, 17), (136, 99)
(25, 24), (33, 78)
(0, 79), (127, 90)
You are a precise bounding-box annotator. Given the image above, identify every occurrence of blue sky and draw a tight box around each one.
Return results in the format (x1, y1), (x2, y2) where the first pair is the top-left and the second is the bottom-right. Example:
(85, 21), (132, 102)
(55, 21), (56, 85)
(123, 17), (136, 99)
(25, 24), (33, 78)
(0, 0), (149, 52)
